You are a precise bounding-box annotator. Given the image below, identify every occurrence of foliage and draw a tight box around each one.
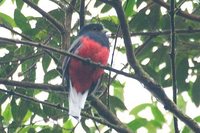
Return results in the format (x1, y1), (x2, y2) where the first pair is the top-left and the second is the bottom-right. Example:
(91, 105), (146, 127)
(0, 0), (200, 132)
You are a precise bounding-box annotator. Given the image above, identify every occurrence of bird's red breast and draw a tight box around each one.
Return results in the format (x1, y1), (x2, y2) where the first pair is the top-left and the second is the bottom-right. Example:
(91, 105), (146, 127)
(69, 36), (109, 93)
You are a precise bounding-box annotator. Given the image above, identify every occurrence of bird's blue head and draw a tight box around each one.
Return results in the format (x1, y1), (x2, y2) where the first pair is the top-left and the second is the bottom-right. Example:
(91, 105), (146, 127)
(78, 23), (109, 48)
(79, 23), (104, 36)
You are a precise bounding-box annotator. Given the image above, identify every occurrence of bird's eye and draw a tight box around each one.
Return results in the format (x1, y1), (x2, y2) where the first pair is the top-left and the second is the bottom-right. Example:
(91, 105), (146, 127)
(93, 27), (97, 31)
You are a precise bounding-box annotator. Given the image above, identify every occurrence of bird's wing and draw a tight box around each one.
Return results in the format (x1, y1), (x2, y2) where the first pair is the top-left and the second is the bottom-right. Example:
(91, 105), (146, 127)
(62, 36), (82, 87)
(88, 77), (102, 95)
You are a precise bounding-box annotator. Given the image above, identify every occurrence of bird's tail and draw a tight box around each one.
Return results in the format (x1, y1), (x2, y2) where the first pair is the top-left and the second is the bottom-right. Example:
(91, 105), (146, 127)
(68, 81), (89, 120)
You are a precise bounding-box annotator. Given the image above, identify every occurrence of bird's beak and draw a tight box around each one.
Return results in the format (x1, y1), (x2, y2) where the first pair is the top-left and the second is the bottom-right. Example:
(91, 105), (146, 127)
(103, 28), (109, 34)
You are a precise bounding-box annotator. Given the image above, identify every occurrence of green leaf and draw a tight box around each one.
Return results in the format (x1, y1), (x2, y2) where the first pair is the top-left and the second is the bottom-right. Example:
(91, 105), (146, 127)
(44, 69), (59, 83)
(136, 0), (144, 7)
(28, 128), (36, 133)
(42, 54), (51, 73)
(8, 121), (19, 132)
(182, 126), (192, 133)
(0, 115), (5, 133)
(32, 0), (39, 4)
(18, 100), (29, 122)
(38, 128), (51, 133)
(22, 110), (32, 124)
(127, 118), (148, 131)
(52, 125), (62, 133)
(35, 29), (48, 40)
(109, 96), (127, 113)
(18, 126), (37, 133)
(0, 0), (5, 6)
(194, 116), (200, 122)
(81, 119), (91, 133)
(43, 93), (64, 120)
(116, 46), (126, 54)
(176, 58), (189, 92)
(16, 0), (24, 10)
(113, 80), (125, 100)
(48, 9), (64, 22)
(101, 4), (112, 13)
(94, 1), (103, 7)
(63, 120), (73, 133)
(130, 103), (151, 116)
(124, 0), (135, 17)
(48, 92), (64, 104)
(192, 78), (200, 106)
(100, 16), (118, 33)
(129, 4), (161, 31)
(3, 104), (12, 124)
(11, 98), (29, 124)
(29, 102), (46, 118)
(129, 8), (149, 31)
(150, 106), (165, 123)
(0, 12), (16, 27)
(43, 104), (58, 120)
(11, 98), (19, 122)
(14, 9), (31, 32)
(0, 93), (8, 105)
(148, 4), (160, 29)
(160, 14), (170, 29)
(177, 94), (186, 112)
(146, 120), (161, 132)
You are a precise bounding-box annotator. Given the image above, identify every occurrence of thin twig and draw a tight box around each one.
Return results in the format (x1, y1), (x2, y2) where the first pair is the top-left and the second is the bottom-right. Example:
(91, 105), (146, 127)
(170, 0), (179, 132)
(50, 0), (67, 11)
(174, 0), (187, 13)
(0, 84), (131, 132)
(107, 26), (120, 108)
(134, 35), (156, 56)
(129, 28), (200, 36)
(0, 37), (135, 79)
(153, 0), (200, 22)
(0, 78), (64, 92)
(0, 14), (60, 66)
(0, 52), (43, 65)
(61, 0), (79, 13)
(22, 0), (65, 34)
(0, 24), (32, 41)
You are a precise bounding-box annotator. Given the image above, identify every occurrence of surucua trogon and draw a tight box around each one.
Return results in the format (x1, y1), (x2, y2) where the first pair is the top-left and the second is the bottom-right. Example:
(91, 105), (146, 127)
(62, 23), (110, 120)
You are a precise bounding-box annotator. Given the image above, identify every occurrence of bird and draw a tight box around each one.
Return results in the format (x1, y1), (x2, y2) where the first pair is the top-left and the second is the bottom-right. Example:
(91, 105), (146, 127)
(62, 23), (110, 120)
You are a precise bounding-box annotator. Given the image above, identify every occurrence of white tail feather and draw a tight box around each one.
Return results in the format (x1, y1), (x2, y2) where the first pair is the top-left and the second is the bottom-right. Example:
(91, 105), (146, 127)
(68, 81), (89, 120)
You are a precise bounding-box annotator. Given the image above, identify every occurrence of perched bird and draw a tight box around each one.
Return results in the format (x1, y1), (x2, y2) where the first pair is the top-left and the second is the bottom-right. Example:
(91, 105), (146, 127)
(62, 23), (110, 120)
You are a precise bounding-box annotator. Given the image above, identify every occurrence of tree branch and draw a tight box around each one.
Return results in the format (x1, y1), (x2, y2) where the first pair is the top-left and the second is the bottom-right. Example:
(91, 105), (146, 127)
(0, 24), (32, 41)
(0, 37), (135, 79)
(22, 0), (65, 34)
(106, 26), (120, 108)
(61, 0), (77, 62)
(79, 0), (85, 29)
(60, 0), (79, 13)
(0, 52), (43, 64)
(153, 0), (200, 22)
(0, 88), (114, 130)
(0, 79), (131, 132)
(99, 0), (200, 132)
(129, 28), (200, 36)
(0, 24), (60, 66)
(89, 95), (132, 133)
(0, 78), (64, 92)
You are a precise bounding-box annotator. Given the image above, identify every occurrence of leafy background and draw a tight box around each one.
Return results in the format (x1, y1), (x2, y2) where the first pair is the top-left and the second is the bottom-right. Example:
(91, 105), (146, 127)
(0, 0), (200, 132)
